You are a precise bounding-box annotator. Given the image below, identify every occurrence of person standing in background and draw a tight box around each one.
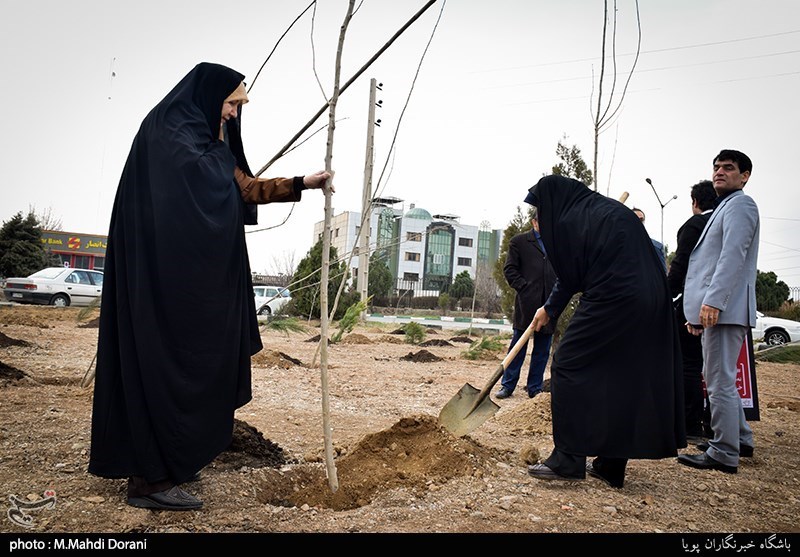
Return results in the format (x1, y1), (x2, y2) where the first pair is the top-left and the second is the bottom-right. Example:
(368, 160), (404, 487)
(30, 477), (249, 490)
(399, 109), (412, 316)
(496, 208), (557, 400)
(667, 180), (717, 443)
(678, 149), (759, 474)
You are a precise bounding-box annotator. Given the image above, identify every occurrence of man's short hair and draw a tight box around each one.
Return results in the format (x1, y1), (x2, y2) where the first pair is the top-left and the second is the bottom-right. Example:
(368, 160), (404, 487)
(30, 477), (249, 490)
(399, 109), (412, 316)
(632, 207), (645, 222)
(690, 180), (717, 211)
(714, 149), (753, 175)
(530, 206), (538, 220)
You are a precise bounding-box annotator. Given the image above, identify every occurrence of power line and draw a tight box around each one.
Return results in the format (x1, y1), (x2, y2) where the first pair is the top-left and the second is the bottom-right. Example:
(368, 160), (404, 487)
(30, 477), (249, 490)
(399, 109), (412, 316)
(470, 29), (800, 74)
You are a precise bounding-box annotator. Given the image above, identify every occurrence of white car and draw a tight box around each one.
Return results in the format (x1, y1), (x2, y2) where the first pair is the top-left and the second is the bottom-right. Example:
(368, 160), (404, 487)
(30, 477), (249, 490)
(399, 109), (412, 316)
(3, 267), (104, 307)
(253, 285), (291, 317)
(753, 311), (800, 345)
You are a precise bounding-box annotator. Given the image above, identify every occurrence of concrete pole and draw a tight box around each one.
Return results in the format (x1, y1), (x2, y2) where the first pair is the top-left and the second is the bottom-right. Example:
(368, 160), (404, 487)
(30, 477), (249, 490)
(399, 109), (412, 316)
(359, 78), (378, 319)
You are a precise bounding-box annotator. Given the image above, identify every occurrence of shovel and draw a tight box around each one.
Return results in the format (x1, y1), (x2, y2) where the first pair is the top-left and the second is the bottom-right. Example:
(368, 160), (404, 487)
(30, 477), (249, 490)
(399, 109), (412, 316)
(439, 318), (536, 437)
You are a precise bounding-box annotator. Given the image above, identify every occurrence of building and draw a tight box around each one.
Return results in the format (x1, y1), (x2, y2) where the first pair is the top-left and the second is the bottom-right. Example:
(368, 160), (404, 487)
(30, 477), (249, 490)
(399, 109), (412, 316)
(40, 230), (107, 271)
(313, 197), (503, 296)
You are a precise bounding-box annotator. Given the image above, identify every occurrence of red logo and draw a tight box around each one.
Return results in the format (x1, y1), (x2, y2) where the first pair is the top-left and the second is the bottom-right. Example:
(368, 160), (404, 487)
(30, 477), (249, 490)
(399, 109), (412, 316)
(68, 237), (81, 249)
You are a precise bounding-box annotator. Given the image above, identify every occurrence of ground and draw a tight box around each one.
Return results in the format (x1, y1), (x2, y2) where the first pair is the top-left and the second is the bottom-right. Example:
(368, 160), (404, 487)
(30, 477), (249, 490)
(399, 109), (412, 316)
(0, 305), (798, 536)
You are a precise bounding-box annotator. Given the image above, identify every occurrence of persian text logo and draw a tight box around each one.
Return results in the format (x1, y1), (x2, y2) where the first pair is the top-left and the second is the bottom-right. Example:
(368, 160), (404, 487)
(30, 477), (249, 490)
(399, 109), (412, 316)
(7, 490), (57, 529)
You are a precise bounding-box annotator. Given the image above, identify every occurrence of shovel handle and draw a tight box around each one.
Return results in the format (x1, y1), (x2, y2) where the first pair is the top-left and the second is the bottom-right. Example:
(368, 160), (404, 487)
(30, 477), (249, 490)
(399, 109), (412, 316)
(500, 318), (537, 370)
(467, 318), (538, 413)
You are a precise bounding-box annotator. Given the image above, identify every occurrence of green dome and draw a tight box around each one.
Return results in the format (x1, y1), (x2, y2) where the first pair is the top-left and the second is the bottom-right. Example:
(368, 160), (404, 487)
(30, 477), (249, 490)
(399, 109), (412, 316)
(405, 207), (432, 220)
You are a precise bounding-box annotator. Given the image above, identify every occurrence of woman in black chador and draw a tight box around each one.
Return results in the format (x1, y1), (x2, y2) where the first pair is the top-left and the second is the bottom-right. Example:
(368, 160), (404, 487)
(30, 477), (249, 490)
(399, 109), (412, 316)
(525, 175), (686, 488)
(89, 63), (330, 510)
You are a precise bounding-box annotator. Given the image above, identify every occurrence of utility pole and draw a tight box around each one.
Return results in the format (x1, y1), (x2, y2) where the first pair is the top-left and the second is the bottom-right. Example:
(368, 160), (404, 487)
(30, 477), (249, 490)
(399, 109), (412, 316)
(359, 78), (381, 320)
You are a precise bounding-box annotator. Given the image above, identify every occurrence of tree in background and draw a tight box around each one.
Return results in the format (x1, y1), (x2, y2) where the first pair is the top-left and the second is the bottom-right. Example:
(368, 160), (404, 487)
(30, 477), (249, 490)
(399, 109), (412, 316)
(590, 0), (641, 193)
(367, 251), (393, 299)
(290, 239), (348, 319)
(0, 211), (53, 278)
(474, 260), (501, 317)
(756, 270), (790, 312)
(449, 270), (474, 300)
(552, 135), (594, 187)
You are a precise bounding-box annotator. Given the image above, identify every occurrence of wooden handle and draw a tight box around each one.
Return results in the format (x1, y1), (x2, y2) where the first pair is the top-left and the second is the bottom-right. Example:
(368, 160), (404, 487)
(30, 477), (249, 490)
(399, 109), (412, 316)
(618, 191), (629, 204)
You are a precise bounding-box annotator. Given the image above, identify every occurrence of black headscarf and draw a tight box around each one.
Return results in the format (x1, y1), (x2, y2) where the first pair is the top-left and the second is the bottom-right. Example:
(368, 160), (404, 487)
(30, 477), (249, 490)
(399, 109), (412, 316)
(526, 175), (685, 459)
(89, 63), (262, 484)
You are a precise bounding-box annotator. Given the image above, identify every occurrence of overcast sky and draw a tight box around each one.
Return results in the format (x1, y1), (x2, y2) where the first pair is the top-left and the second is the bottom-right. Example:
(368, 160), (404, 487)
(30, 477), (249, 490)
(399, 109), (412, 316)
(2, 0), (799, 288)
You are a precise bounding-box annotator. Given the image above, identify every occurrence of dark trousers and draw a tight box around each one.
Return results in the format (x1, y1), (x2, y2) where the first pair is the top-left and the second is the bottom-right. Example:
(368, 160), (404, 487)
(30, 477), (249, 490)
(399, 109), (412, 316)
(544, 448), (628, 485)
(677, 313), (706, 437)
(500, 328), (553, 396)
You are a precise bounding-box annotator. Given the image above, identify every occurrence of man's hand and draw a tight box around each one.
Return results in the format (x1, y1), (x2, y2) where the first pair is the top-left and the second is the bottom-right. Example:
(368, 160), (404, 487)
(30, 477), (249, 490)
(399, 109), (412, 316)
(303, 171), (334, 192)
(685, 322), (703, 336)
(698, 304), (720, 329)
(532, 306), (550, 332)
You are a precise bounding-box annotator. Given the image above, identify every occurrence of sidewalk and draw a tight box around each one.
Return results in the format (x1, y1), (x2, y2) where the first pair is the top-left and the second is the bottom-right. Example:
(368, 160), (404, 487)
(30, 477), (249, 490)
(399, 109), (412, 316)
(366, 313), (512, 333)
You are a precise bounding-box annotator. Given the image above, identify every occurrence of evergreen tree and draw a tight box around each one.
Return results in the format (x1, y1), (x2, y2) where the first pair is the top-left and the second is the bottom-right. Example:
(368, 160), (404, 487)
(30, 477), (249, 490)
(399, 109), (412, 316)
(450, 270), (475, 299)
(290, 239), (347, 319)
(0, 211), (51, 278)
(367, 251), (393, 298)
(756, 270), (790, 312)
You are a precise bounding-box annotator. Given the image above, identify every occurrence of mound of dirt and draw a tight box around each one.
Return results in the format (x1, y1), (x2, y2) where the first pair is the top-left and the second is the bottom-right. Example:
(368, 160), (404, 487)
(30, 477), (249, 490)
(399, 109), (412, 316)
(0, 331), (30, 347)
(494, 392), (553, 435)
(213, 419), (290, 471)
(401, 349), (443, 362)
(377, 335), (405, 344)
(0, 310), (52, 328)
(419, 339), (454, 347)
(257, 415), (496, 511)
(341, 333), (372, 344)
(0, 359), (27, 386)
(252, 349), (304, 369)
(449, 336), (475, 343)
(425, 328), (439, 334)
(78, 316), (100, 328)
(389, 328), (406, 335)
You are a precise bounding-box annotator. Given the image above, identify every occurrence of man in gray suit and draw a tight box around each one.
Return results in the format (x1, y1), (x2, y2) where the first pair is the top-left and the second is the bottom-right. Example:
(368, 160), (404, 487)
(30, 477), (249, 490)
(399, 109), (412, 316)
(677, 149), (759, 474)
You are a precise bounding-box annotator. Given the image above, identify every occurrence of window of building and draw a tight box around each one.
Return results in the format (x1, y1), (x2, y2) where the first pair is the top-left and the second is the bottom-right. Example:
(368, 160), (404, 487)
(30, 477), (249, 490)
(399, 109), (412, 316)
(457, 257), (472, 267)
(459, 237), (473, 247)
(405, 252), (421, 262)
(406, 231), (422, 242)
(403, 272), (419, 281)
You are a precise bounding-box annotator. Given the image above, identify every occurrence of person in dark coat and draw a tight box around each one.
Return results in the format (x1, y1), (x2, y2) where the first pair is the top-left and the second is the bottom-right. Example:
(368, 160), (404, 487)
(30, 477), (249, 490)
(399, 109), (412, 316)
(496, 208), (557, 399)
(524, 175), (685, 488)
(667, 180), (717, 442)
(89, 63), (330, 510)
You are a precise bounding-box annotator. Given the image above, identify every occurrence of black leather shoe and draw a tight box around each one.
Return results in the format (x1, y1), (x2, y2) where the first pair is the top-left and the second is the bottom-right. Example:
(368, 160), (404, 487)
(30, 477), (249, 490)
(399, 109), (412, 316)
(495, 388), (512, 399)
(527, 463), (583, 482)
(127, 486), (203, 510)
(677, 452), (737, 474)
(696, 442), (753, 457)
(528, 389), (542, 399)
(586, 462), (624, 488)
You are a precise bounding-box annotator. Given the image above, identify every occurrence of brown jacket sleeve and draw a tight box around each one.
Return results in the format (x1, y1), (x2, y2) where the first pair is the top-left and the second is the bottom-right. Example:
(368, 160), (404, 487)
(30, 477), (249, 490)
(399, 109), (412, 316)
(235, 167), (303, 204)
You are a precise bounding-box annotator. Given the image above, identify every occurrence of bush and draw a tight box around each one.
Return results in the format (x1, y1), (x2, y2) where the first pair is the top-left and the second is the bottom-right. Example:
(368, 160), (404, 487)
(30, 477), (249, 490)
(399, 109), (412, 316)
(403, 322), (426, 345)
(774, 301), (800, 322)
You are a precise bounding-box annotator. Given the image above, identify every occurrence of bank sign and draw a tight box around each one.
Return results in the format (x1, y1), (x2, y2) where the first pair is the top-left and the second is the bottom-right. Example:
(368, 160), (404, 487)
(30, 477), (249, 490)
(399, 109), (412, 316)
(40, 231), (107, 255)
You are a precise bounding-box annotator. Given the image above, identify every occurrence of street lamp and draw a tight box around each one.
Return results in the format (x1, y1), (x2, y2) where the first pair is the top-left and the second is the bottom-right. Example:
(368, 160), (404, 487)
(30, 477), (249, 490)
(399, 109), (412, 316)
(645, 178), (678, 258)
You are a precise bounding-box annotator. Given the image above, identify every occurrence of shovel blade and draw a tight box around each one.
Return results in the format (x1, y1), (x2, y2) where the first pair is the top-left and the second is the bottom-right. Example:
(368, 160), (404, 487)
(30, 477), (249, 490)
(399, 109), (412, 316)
(438, 383), (501, 437)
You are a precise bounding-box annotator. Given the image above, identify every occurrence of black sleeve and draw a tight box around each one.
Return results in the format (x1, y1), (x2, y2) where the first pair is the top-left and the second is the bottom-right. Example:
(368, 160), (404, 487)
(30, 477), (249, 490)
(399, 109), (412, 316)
(667, 217), (704, 297)
(292, 176), (306, 199)
(503, 237), (528, 292)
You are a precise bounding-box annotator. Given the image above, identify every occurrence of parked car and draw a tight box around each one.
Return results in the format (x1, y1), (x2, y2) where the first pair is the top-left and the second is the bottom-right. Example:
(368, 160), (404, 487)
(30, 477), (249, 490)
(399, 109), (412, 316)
(2, 267), (104, 307)
(253, 285), (291, 317)
(752, 311), (800, 345)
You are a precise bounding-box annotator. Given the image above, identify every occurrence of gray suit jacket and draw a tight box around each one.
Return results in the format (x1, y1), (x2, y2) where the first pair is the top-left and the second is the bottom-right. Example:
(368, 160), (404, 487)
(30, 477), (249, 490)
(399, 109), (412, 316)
(683, 189), (760, 327)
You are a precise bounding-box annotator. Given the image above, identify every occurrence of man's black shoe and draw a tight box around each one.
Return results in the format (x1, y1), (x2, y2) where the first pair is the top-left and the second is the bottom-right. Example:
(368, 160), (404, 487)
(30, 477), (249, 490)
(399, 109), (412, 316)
(528, 389), (542, 399)
(586, 462), (624, 488)
(527, 463), (583, 482)
(127, 486), (203, 510)
(677, 452), (737, 474)
(696, 442), (753, 457)
(495, 388), (512, 399)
